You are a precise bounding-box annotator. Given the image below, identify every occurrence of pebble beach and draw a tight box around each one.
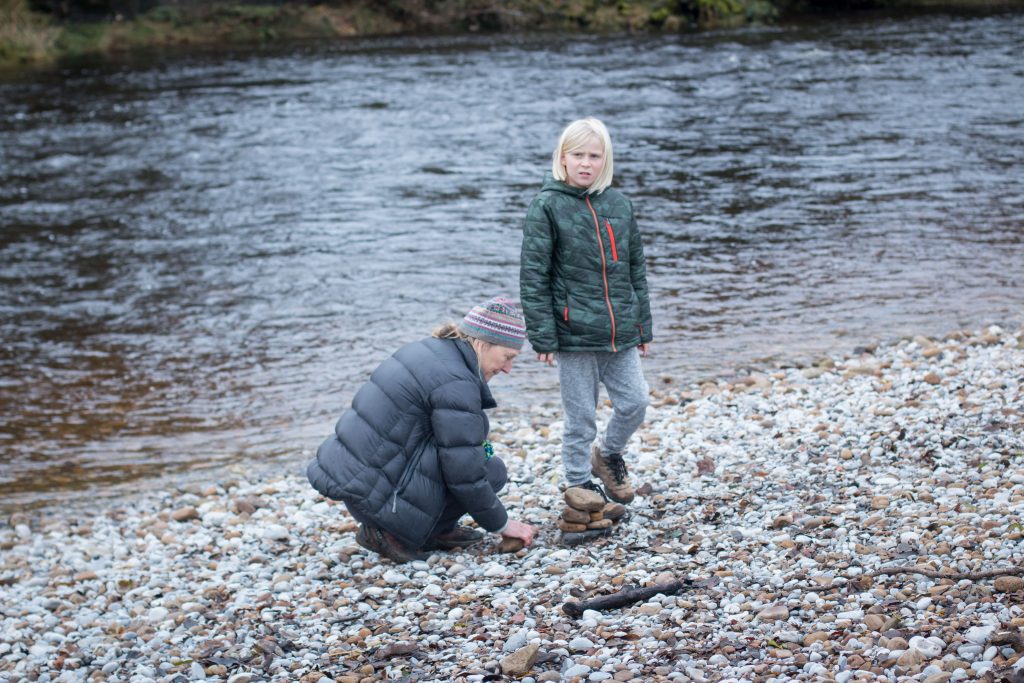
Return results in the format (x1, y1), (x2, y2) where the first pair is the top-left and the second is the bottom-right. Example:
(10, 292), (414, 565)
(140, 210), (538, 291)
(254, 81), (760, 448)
(2, 325), (1022, 683)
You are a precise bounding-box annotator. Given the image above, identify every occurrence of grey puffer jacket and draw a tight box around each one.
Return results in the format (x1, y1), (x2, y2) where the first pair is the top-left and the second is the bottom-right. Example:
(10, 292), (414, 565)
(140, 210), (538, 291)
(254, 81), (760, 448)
(307, 337), (508, 550)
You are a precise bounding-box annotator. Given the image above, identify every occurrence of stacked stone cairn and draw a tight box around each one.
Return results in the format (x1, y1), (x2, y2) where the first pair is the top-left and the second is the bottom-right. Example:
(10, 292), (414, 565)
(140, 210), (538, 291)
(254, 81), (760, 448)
(558, 486), (626, 545)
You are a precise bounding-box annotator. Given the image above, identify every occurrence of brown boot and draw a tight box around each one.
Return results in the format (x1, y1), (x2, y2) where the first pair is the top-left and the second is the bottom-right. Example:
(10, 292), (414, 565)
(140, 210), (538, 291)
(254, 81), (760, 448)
(591, 443), (634, 504)
(422, 525), (485, 550)
(355, 524), (428, 564)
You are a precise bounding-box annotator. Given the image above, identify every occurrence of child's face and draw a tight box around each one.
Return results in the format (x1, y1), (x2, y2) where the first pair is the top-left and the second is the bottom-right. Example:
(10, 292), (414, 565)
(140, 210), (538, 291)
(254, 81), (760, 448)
(560, 136), (604, 189)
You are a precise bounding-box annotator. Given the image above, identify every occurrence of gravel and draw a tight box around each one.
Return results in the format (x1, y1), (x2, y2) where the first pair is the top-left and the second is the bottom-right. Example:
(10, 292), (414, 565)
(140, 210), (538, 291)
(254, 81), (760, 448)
(2, 325), (1022, 682)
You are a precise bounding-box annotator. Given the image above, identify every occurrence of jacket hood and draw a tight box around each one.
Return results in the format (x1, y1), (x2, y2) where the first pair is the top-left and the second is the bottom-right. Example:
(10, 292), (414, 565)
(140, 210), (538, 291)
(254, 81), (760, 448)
(540, 173), (603, 198)
(454, 338), (497, 410)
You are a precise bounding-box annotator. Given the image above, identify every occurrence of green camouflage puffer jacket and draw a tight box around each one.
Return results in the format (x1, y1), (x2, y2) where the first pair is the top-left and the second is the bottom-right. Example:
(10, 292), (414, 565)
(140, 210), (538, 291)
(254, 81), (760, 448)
(520, 175), (653, 354)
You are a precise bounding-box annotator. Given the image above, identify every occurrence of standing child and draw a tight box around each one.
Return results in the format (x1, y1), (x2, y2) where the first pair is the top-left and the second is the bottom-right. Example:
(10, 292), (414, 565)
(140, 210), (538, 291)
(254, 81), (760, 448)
(520, 117), (653, 504)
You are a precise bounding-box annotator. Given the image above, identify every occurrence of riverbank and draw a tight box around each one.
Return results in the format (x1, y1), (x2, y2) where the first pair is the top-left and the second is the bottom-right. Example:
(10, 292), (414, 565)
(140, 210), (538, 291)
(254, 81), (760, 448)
(2, 324), (1021, 681)
(0, 0), (749, 70)
(3, 0), (1024, 71)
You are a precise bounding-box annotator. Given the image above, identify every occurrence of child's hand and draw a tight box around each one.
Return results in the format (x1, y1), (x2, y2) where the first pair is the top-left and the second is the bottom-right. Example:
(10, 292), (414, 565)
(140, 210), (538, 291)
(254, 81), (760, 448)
(537, 353), (556, 367)
(639, 343), (650, 358)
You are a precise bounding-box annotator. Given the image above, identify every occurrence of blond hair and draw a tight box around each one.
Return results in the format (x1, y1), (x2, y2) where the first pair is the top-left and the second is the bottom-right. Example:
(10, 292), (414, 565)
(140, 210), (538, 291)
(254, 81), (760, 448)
(432, 322), (470, 341)
(551, 117), (614, 194)
(432, 322), (487, 379)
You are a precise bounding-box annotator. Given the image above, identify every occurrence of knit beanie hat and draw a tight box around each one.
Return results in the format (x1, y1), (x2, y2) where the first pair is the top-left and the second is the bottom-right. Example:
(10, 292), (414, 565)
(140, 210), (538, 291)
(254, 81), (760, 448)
(458, 297), (526, 350)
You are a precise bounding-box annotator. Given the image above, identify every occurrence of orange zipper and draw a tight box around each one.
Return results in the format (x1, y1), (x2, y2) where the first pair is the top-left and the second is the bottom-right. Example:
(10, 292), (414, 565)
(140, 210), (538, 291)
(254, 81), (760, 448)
(605, 221), (618, 261)
(585, 195), (617, 352)
(564, 306), (569, 321)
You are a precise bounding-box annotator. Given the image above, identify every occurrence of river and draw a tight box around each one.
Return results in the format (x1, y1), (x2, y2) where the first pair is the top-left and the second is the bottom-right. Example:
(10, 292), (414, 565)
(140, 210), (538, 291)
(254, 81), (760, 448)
(1, 11), (1022, 510)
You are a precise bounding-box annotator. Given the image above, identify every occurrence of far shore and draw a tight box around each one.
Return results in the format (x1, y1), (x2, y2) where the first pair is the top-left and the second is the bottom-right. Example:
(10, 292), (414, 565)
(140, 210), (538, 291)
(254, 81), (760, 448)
(3, 0), (1024, 72)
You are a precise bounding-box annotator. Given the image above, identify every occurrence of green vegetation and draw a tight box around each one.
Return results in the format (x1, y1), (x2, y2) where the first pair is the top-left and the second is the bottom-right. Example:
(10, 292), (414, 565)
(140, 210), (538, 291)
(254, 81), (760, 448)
(1, 2), (412, 69)
(1, 0), (1020, 70)
(47, 4), (397, 58)
(0, 0), (59, 65)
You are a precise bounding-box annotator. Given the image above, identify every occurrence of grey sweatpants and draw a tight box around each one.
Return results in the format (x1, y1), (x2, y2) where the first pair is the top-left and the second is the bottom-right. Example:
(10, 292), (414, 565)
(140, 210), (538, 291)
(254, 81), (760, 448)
(557, 347), (649, 487)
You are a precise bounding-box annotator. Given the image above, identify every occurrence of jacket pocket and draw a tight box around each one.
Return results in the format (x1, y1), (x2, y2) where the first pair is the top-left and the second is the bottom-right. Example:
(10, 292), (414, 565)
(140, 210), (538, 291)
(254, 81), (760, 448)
(605, 221), (618, 262)
(553, 286), (571, 333)
(559, 291), (585, 336)
(392, 441), (429, 513)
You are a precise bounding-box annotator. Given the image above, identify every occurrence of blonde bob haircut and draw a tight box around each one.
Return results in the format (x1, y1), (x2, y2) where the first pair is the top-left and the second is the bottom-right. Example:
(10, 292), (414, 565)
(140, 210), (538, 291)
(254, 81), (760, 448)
(551, 117), (614, 194)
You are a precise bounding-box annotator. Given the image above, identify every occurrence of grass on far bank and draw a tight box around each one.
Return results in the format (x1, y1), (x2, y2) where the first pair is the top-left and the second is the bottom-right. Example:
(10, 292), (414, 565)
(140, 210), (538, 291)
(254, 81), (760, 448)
(0, 1), (384, 70)
(0, 0), (59, 65)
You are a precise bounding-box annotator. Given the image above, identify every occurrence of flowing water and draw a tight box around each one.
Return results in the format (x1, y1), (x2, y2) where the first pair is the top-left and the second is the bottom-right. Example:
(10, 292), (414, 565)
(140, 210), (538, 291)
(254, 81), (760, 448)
(1, 12), (1022, 510)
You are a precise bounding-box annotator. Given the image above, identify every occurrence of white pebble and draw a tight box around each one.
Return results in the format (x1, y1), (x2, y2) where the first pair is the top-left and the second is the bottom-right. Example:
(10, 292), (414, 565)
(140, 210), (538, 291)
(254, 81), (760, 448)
(570, 637), (596, 651)
(564, 664), (592, 677)
(909, 636), (943, 658)
(504, 628), (529, 652)
(972, 661), (994, 675)
(383, 570), (408, 584)
(262, 524), (289, 540)
(147, 607), (169, 623)
(484, 563), (510, 577)
(965, 625), (995, 645)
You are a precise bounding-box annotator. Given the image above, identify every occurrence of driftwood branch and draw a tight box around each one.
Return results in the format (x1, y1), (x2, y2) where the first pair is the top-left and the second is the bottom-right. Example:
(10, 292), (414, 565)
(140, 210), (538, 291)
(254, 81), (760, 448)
(562, 580), (689, 618)
(992, 631), (1024, 651)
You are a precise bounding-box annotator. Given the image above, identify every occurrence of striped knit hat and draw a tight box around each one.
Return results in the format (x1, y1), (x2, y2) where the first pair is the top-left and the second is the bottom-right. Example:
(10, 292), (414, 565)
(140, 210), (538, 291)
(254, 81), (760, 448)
(458, 297), (526, 350)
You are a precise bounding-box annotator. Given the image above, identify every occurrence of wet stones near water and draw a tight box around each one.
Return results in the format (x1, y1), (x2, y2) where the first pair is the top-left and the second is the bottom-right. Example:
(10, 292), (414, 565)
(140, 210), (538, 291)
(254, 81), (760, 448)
(1, 325), (1022, 681)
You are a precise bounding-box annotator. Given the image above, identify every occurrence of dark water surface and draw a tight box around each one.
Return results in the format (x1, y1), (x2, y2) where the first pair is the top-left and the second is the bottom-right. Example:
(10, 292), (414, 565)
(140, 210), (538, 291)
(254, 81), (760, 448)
(1, 13), (1022, 510)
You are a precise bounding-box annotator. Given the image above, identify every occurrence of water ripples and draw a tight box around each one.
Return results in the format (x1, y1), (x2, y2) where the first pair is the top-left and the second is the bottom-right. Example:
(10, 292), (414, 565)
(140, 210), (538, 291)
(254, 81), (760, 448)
(1, 12), (1022, 508)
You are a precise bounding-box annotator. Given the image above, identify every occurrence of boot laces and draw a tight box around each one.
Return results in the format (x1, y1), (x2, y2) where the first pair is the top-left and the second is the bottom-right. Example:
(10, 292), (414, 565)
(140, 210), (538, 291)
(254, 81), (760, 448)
(578, 480), (609, 502)
(606, 453), (629, 485)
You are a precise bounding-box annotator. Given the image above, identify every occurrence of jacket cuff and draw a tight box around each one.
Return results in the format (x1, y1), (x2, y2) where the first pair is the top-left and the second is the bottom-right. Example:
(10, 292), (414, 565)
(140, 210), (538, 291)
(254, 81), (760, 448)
(530, 340), (558, 354)
(481, 506), (509, 534)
